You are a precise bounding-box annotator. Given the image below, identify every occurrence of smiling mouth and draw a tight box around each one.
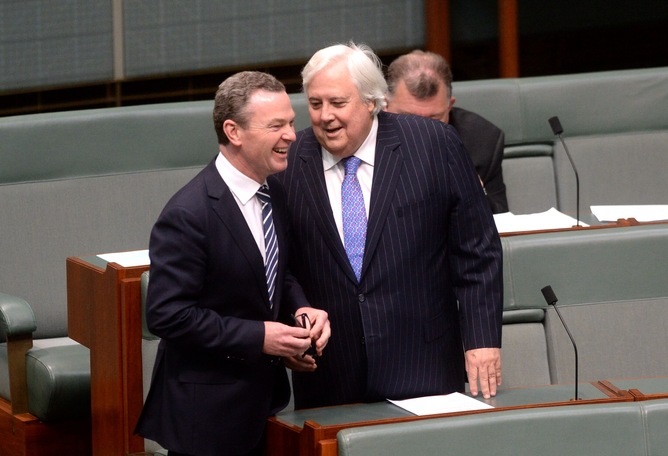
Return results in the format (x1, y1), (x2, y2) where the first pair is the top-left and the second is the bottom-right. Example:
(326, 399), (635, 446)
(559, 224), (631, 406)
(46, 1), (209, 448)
(273, 148), (288, 155)
(324, 126), (342, 135)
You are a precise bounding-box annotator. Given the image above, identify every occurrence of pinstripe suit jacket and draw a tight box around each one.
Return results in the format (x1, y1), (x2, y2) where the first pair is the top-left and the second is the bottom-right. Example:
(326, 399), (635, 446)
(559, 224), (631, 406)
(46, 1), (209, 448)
(278, 111), (503, 409)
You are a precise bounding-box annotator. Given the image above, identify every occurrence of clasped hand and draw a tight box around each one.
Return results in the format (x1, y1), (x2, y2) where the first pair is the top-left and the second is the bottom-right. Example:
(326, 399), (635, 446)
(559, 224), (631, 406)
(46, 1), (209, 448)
(264, 307), (331, 372)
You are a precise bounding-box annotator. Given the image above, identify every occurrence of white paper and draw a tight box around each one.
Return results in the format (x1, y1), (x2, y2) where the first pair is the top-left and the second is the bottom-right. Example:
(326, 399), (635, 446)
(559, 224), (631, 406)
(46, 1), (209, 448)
(493, 207), (587, 234)
(97, 249), (150, 267)
(591, 205), (668, 223)
(388, 392), (493, 416)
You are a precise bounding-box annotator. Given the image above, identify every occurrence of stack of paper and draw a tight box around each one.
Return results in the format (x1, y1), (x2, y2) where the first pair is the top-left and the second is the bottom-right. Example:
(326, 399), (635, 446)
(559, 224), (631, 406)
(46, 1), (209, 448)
(388, 392), (493, 416)
(493, 208), (586, 234)
(97, 249), (150, 267)
(591, 205), (668, 223)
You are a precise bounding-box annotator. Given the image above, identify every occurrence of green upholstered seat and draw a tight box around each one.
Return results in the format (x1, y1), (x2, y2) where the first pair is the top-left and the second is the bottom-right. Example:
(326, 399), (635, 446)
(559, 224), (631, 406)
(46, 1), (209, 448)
(337, 401), (656, 456)
(1, 292), (90, 421)
(25, 340), (90, 420)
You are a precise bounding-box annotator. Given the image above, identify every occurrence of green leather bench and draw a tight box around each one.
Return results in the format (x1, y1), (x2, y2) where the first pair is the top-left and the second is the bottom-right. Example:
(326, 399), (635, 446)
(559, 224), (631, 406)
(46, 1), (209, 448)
(454, 66), (668, 215)
(500, 224), (668, 389)
(337, 399), (668, 456)
(0, 292), (91, 421)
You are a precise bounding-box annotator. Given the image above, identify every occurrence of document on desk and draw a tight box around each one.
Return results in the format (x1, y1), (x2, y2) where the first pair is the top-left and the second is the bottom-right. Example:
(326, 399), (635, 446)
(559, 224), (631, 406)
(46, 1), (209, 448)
(388, 392), (493, 416)
(493, 207), (587, 233)
(591, 205), (668, 222)
(97, 249), (150, 267)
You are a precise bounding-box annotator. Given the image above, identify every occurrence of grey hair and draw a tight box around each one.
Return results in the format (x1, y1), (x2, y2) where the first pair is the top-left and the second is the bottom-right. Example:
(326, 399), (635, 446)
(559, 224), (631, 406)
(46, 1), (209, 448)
(302, 41), (387, 115)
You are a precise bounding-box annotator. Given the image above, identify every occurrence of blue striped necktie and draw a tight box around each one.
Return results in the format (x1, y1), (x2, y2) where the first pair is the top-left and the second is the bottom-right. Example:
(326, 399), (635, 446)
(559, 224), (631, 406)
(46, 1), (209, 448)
(341, 156), (367, 281)
(256, 185), (278, 308)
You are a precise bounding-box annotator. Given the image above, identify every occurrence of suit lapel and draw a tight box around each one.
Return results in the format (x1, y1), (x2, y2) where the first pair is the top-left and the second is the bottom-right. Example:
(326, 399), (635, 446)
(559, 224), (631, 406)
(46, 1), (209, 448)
(363, 113), (403, 279)
(203, 163), (271, 309)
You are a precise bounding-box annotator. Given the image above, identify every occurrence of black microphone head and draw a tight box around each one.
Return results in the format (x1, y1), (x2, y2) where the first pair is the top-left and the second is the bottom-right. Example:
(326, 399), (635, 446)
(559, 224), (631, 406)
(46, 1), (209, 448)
(541, 285), (558, 306)
(548, 116), (564, 135)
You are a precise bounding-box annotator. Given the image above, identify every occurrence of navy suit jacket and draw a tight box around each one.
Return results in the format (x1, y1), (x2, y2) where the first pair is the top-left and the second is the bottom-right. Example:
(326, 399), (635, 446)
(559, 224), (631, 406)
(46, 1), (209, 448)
(278, 111), (503, 409)
(449, 107), (508, 214)
(135, 159), (309, 455)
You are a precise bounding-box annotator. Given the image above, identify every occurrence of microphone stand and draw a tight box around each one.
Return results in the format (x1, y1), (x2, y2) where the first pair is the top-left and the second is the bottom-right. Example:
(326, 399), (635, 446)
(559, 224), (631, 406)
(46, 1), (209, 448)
(549, 116), (581, 227)
(541, 285), (580, 401)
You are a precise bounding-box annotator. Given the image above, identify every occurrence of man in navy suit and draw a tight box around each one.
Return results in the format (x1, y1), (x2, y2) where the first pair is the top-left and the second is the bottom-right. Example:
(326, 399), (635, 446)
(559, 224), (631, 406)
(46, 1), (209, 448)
(135, 71), (330, 456)
(279, 43), (503, 410)
(386, 50), (509, 214)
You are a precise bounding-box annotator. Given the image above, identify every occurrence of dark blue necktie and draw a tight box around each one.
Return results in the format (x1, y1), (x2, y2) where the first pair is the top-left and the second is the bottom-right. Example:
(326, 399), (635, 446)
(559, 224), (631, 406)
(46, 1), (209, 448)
(256, 185), (278, 308)
(341, 156), (367, 281)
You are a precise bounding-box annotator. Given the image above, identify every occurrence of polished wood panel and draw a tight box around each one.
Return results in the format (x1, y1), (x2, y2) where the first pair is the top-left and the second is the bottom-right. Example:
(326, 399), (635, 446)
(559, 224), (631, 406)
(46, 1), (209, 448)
(500, 218), (667, 237)
(599, 377), (668, 401)
(0, 398), (91, 456)
(425, 0), (451, 63)
(67, 256), (148, 456)
(498, 0), (519, 77)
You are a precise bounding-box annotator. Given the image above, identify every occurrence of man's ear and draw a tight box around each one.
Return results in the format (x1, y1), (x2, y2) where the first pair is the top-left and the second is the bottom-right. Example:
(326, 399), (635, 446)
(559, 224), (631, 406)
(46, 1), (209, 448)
(223, 119), (243, 146)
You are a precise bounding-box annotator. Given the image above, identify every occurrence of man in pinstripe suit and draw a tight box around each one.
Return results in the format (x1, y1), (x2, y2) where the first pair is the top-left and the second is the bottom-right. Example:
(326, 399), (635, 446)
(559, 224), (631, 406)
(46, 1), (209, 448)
(279, 42), (503, 410)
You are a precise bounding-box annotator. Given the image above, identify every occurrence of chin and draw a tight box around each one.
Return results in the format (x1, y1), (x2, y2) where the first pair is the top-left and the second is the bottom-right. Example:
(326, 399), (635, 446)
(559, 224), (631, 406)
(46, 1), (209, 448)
(273, 162), (288, 174)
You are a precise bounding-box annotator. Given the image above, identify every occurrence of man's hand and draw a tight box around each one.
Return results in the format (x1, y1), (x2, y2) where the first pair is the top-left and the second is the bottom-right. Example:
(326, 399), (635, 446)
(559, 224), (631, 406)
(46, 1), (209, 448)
(283, 307), (331, 372)
(465, 347), (501, 399)
(262, 322), (311, 358)
(295, 306), (331, 356)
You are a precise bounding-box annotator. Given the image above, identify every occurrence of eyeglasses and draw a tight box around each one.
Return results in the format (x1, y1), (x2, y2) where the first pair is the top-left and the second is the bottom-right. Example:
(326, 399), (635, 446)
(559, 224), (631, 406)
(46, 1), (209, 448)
(293, 313), (317, 358)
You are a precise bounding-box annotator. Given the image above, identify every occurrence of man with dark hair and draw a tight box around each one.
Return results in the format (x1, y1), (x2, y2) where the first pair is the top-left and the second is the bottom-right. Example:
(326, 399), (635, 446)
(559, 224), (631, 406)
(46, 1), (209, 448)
(136, 71), (330, 456)
(386, 50), (509, 214)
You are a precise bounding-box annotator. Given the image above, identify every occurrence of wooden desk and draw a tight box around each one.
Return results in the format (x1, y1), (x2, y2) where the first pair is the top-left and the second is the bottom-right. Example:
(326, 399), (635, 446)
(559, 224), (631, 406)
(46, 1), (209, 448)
(67, 255), (148, 456)
(267, 381), (632, 456)
(599, 377), (668, 401)
(499, 217), (660, 237)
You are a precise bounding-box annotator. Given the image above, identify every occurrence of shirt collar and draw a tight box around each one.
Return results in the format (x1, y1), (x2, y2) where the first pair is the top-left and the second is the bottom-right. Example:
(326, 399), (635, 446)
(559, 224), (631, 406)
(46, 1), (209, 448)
(215, 152), (264, 205)
(322, 115), (378, 171)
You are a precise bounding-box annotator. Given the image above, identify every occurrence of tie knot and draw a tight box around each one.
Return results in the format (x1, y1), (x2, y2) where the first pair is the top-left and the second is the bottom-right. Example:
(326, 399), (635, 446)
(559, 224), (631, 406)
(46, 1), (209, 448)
(343, 156), (362, 175)
(256, 185), (271, 205)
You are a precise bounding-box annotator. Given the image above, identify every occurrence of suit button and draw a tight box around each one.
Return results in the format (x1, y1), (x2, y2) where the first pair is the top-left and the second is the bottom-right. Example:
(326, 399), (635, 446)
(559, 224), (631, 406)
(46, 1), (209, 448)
(361, 336), (366, 345)
(358, 293), (365, 303)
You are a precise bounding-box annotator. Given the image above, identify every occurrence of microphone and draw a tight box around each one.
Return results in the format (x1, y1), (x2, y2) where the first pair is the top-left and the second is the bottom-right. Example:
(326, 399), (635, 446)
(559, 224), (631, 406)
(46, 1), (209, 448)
(541, 285), (580, 401)
(548, 116), (581, 227)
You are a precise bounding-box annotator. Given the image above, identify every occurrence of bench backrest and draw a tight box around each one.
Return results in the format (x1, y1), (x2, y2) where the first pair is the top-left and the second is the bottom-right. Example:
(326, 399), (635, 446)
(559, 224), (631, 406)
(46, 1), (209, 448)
(454, 67), (668, 214)
(501, 224), (668, 385)
(337, 400), (668, 456)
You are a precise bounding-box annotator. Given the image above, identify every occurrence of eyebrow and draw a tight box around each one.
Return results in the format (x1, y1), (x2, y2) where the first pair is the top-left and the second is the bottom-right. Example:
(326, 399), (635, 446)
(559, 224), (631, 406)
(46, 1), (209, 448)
(270, 115), (296, 124)
(308, 95), (350, 102)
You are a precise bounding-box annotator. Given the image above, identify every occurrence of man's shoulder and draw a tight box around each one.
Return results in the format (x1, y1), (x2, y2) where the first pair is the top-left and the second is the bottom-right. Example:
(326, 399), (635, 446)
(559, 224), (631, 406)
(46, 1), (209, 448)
(294, 127), (316, 144)
(162, 159), (221, 207)
(450, 107), (502, 134)
(378, 110), (454, 137)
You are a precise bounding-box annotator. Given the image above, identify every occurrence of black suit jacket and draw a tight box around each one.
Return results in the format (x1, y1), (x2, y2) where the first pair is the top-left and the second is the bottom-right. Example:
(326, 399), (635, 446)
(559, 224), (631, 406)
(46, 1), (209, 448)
(449, 106), (508, 213)
(278, 112), (503, 409)
(135, 159), (308, 455)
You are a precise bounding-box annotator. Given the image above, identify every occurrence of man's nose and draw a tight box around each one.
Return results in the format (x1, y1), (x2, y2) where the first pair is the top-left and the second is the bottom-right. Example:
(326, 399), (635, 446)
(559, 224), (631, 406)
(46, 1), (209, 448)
(320, 104), (335, 122)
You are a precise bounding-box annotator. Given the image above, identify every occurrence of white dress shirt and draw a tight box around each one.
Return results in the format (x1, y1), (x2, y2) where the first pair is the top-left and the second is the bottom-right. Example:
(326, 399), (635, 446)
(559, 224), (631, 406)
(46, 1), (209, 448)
(321, 116), (378, 245)
(215, 152), (268, 262)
